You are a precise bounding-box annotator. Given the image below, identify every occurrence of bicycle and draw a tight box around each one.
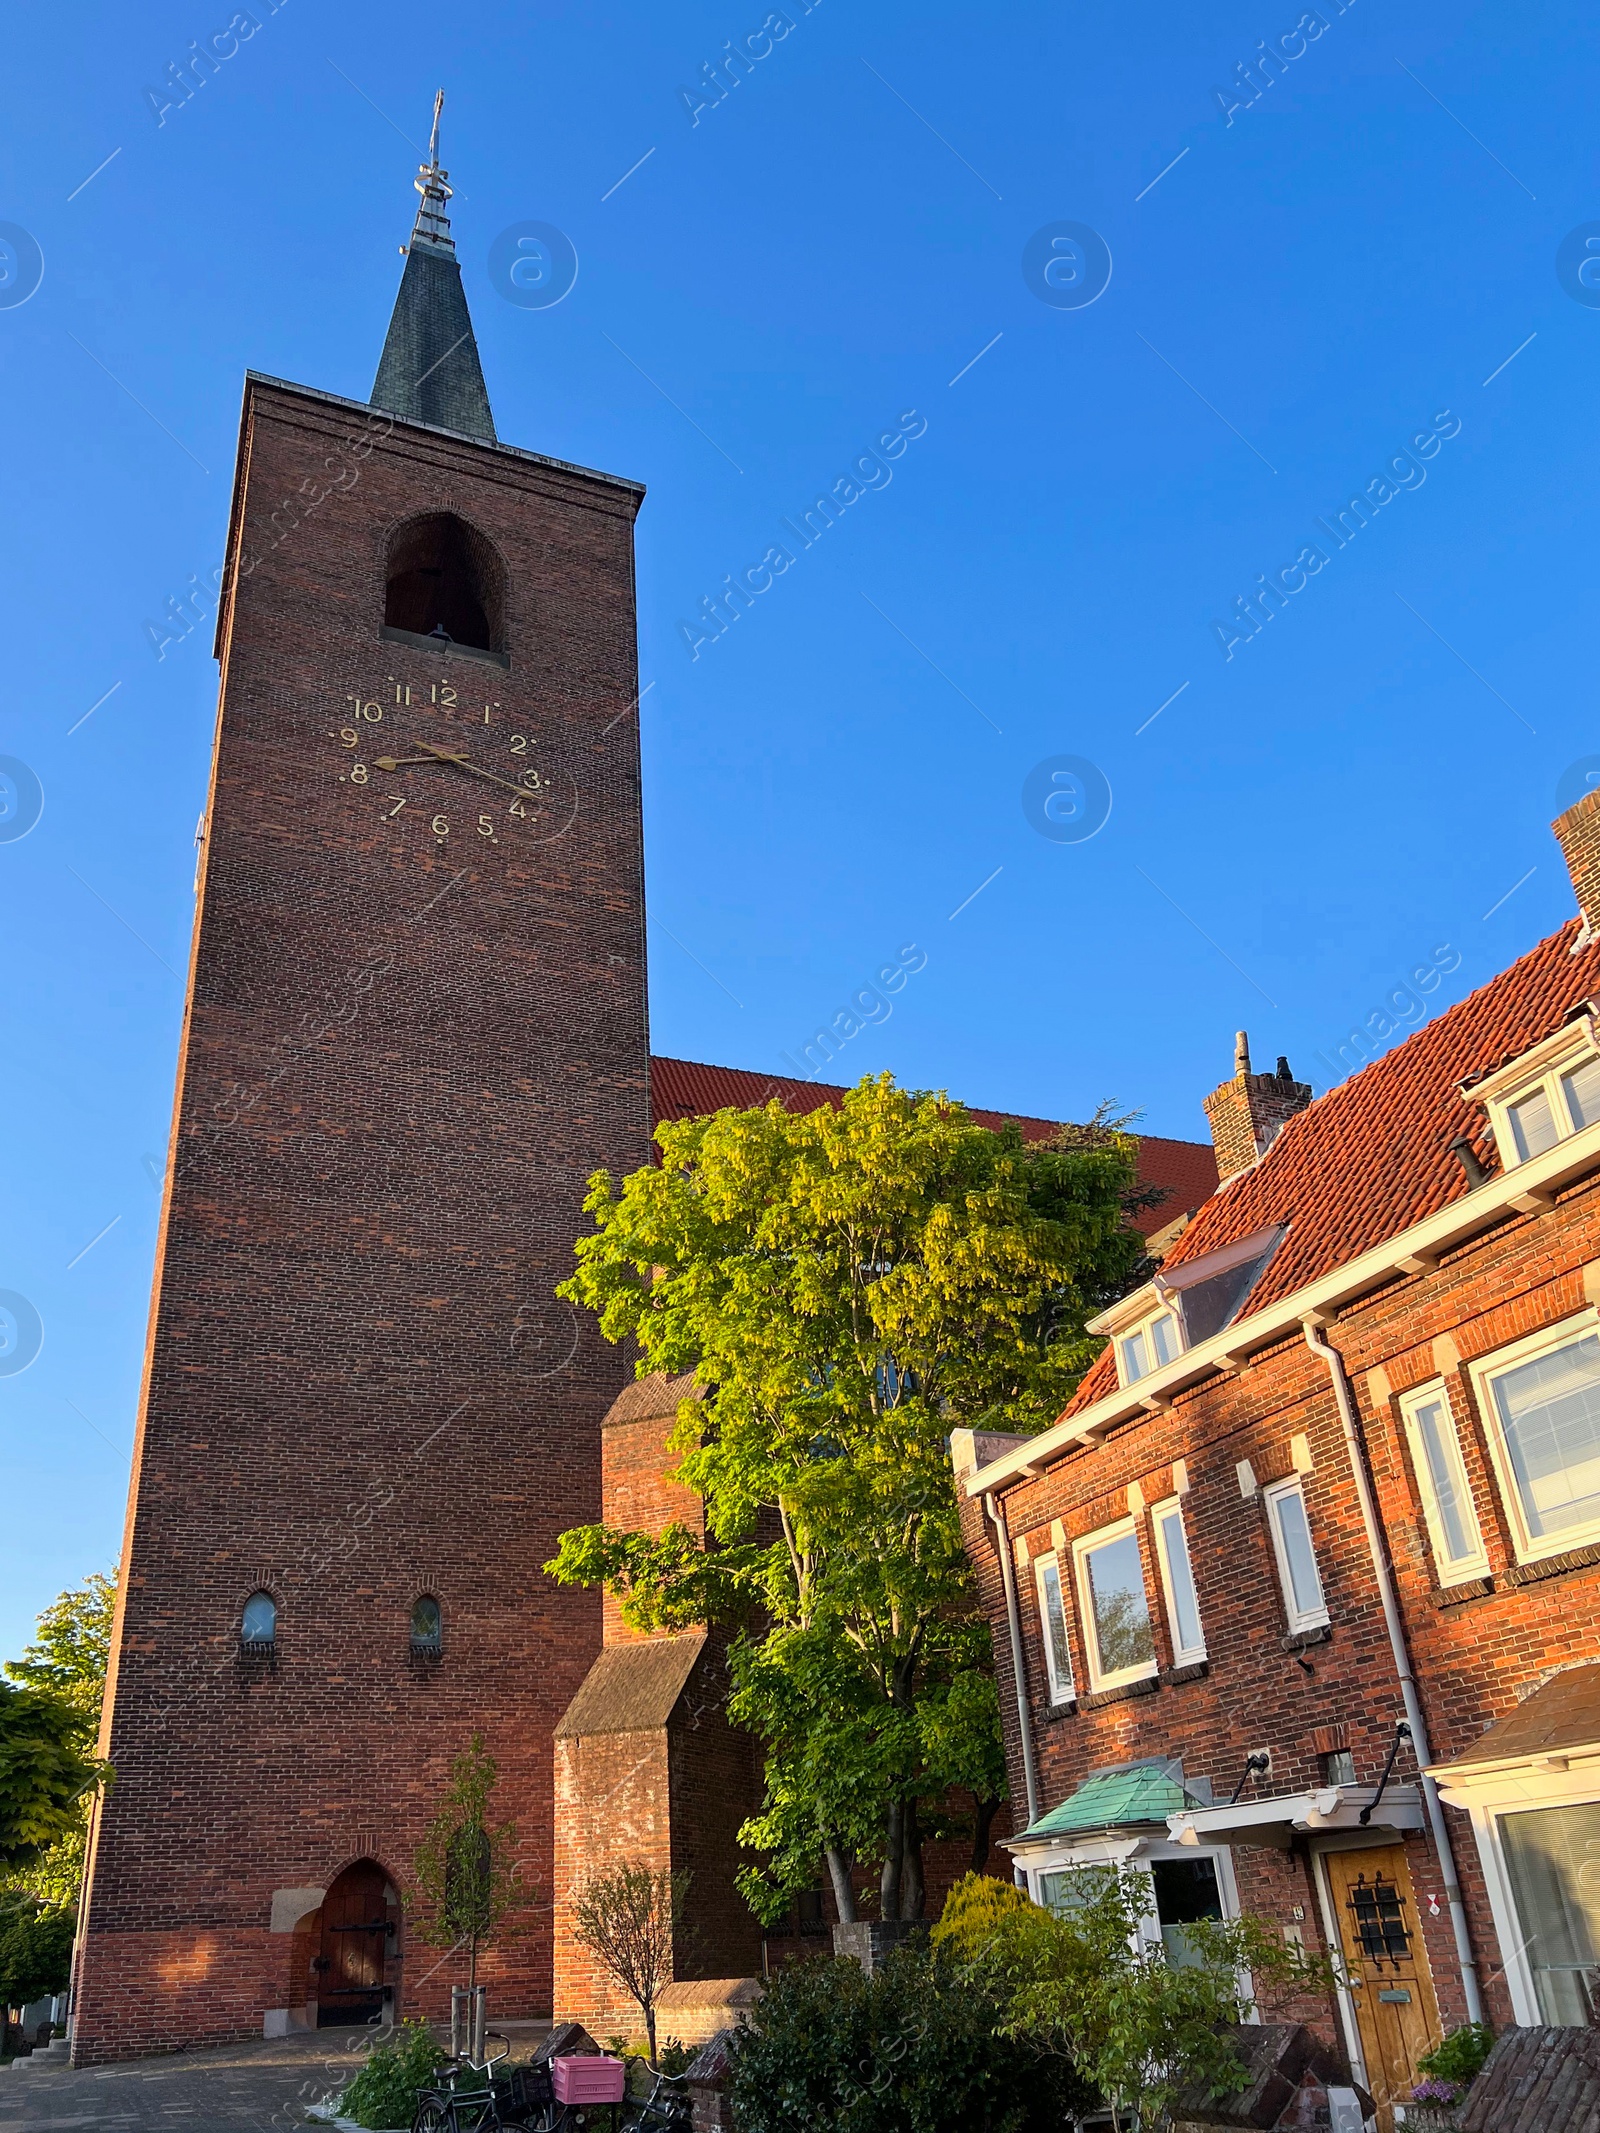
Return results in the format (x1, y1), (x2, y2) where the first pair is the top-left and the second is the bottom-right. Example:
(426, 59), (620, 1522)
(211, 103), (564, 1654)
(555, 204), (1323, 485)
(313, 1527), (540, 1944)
(412, 2035), (547, 2132)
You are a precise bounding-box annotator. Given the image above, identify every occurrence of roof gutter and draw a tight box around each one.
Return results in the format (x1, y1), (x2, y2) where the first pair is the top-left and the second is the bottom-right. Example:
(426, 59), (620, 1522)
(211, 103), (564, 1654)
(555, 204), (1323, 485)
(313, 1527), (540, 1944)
(1300, 1318), (1483, 2024)
(966, 1113), (1600, 1497)
(984, 1491), (1040, 1832)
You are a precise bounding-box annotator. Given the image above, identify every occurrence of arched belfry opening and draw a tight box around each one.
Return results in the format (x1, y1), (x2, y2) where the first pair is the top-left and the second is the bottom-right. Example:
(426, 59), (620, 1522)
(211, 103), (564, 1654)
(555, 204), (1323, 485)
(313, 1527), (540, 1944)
(383, 512), (505, 656)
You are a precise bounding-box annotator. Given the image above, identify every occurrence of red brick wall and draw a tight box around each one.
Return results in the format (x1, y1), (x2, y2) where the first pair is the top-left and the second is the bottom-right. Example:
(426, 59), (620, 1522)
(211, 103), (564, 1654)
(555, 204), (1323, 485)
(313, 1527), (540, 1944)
(963, 1171), (1600, 2048)
(73, 378), (650, 2065)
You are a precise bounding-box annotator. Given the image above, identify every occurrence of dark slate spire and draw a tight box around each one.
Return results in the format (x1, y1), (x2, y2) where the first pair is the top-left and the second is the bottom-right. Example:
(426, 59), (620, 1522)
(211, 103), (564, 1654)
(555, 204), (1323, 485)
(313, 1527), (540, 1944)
(371, 91), (497, 442)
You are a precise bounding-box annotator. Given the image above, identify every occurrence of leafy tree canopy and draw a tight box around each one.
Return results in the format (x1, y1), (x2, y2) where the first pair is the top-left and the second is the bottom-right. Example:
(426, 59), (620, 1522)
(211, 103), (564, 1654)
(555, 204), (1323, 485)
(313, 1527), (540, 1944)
(548, 1077), (1151, 1922)
(1, 1569), (117, 1903)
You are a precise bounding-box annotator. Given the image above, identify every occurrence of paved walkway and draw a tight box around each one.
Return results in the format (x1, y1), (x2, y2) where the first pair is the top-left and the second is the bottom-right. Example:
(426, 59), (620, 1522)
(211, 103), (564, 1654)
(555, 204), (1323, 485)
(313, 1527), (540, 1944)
(0, 2029), (402, 2132)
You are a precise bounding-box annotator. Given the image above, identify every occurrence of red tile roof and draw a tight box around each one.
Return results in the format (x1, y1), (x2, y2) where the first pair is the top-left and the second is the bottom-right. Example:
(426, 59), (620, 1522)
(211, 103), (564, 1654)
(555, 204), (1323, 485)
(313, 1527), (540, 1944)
(647, 1056), (1216, 1238)
(1065, 919), (1600, 1415)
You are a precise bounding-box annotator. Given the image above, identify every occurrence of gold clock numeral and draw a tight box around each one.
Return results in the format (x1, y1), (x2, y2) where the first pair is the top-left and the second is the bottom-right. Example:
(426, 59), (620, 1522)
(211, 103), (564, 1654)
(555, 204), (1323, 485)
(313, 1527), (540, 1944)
(509, 798), (528, 819)
(432, 815), (449, 839)
(351, 763), (370, 785)
(386, 797), (406, 818)
(477, 813), (495, 839)
(347, 696), (383, 722)
(509, 735), (528, 755)
(340, 728), (359, 747)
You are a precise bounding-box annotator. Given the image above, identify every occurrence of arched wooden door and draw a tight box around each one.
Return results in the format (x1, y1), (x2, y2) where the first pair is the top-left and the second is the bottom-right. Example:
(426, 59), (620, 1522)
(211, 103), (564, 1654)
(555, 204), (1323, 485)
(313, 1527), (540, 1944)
(315, 1860), (395, 2027)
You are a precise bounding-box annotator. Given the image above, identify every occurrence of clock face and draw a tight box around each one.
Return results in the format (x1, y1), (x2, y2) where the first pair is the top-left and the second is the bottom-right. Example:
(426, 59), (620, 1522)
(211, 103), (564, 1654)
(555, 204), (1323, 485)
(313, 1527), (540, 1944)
(327, 670), (576, 849)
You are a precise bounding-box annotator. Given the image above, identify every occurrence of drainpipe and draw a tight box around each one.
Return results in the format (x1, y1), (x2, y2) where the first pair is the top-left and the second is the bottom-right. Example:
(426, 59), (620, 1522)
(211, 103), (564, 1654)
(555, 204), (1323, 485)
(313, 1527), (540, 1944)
(984, 1490), (1041, 1831)
(1301, 1318), (1484, 2022)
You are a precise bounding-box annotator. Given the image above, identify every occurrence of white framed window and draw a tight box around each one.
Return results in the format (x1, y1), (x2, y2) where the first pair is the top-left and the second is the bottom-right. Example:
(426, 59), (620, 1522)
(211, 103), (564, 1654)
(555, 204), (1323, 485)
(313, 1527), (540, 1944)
(1150, 1496), (1206, 1664)
(1399, 1379), (1490, 1583)
(1470, 1312), (1600, 1564)
(1033, 1552), (1075, 1704)
(1073, 1517), (1158, 1690)
(1263, 1477), (1328, 1631)
(1119, 1308), (1180, 1385)
(1469, 1019), (1600, 1171)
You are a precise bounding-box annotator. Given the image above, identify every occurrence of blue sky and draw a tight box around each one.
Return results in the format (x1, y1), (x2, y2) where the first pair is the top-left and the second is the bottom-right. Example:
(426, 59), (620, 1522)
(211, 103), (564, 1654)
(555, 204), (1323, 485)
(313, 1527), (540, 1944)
(2, 0), (1596, 1651)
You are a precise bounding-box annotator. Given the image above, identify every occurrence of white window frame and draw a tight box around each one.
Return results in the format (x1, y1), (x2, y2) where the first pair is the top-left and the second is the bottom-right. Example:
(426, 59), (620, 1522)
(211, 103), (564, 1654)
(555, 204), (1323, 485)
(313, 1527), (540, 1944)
(1072, 1515), (1159, 1692)
(1263, 1476), (1329, 1632)
(1398, 1378), (1490, 1583)
(1469, 1017), (1600, 1171)
(1432, 1757), (1600, 2029)
(1032, 1551), (1076, 1705)
(1468, 1309), (1600, 1566)
(1150, 1496), (1206, 1665)
(1117, 1306), (1182, 1387)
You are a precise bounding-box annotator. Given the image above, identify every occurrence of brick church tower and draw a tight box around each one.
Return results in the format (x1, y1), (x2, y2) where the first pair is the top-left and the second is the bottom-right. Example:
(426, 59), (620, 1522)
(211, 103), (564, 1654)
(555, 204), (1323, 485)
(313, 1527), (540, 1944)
(72, 106), (650, 2063)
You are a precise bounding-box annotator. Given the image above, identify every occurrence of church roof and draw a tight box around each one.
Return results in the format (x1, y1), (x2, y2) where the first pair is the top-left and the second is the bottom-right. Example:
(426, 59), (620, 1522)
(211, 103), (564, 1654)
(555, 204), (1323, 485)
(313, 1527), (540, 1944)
(371, 92), (497, 443)
(648, 1056), (1217, 1238)
(554, 1632), (708, 1739)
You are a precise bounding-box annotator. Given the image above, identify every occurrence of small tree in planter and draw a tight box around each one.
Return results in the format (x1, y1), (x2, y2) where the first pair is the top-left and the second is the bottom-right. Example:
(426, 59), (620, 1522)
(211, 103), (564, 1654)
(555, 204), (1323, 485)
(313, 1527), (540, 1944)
(570, 1860), (689, 2064)
(412, 1737), (526, 2000)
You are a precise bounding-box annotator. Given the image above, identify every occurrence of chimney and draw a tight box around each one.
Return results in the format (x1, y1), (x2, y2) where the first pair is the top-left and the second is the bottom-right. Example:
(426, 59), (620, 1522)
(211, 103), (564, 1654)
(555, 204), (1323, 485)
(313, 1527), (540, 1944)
(1202, 1031), (1312, 1181)
(1555, 787), (1600, 940)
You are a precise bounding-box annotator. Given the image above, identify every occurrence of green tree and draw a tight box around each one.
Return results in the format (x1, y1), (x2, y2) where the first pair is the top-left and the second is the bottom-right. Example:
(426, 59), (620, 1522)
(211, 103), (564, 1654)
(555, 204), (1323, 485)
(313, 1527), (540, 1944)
(0, 1897), (76, 2009)
(547, 1076), (1149, 1922)
(1, 1569), (117, 1906)
(412, 1737), (527, 1996)
(956, 1868), (1334, 2133)
(570, 1860), (689, 2064)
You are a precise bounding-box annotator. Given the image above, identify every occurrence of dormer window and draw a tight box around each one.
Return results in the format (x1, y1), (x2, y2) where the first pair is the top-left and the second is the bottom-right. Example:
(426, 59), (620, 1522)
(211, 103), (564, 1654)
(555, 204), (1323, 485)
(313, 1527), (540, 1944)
(1093, 1222), (1287, 1391)
(1465, 1011), (1600, 1171)
(1120, 1311), (1179, 1383)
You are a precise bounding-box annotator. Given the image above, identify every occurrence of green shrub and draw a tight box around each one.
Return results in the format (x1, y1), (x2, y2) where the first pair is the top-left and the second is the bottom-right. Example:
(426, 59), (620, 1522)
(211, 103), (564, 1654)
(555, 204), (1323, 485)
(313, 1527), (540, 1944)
(334, 2020), (449, 2130)
(656, 2037), (695, 2076)
(728, 1943), (1094, 2133)
(929, 1872), (1035, 1962)
(1417, 2021), (1495, 2091)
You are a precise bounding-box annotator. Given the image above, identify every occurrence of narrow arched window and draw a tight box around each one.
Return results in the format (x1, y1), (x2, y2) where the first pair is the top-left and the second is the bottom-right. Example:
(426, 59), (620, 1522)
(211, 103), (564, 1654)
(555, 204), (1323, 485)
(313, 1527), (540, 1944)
(383, 513), (504, 655)
(241, 1591), (277, 1646)
(410, 1595), (443, 1658)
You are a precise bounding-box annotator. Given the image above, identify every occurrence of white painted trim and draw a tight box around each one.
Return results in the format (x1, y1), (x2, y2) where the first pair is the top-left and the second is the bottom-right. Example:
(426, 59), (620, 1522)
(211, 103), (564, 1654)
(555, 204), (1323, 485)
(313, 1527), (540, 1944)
(1398, 1378), (1491, 1584)
(1072, 1514), (1159, 1692)
(963, 1113), (1600, 1497)
(1263, 1476), (1331, 1632)
(1466, 1307), (1600, 1565)
(1032, 1551), (1076, 1704)
(1150, 1496), (1207, 1665)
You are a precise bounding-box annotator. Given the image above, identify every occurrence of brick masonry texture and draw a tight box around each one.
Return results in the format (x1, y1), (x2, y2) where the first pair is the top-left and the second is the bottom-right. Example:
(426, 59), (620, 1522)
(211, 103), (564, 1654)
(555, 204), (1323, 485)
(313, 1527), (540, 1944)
(73, 377), (651, 2066)
(962, 903), (1600, 2059)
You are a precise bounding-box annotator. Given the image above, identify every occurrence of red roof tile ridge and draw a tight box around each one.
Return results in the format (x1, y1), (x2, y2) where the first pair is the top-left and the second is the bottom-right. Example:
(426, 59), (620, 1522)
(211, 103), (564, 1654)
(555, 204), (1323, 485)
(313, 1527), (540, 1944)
(1059, 916), (1600, 1426)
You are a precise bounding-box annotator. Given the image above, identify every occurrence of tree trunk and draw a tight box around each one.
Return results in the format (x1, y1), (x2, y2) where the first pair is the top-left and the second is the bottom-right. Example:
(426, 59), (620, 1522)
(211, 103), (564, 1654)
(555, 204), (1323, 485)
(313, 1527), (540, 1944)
(902, 1797), (925, 1920)
(825, 1846), (857, 1924)
(645, 2001), (657, 2065)
(880, 1799), (905, 1921)
(970, 1795), (1000, 1873)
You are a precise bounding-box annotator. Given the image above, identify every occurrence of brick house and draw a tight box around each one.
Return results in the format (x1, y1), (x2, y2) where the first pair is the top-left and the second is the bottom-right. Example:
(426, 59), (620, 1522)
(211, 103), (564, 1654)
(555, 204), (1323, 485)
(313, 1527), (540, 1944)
(955, 791), (1600, 2123)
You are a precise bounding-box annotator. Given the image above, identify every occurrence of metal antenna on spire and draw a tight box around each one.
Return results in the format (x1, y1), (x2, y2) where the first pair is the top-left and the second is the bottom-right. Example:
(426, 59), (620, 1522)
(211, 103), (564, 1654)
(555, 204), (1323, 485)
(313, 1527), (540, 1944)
(428, 87), (444, 169)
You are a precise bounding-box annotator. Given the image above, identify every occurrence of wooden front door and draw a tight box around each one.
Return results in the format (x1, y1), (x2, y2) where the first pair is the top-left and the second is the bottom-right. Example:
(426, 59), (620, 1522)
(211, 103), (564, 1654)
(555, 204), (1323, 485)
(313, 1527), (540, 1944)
(1323, 1845), (1442, 2126)
(316, 1860), (392, 2028)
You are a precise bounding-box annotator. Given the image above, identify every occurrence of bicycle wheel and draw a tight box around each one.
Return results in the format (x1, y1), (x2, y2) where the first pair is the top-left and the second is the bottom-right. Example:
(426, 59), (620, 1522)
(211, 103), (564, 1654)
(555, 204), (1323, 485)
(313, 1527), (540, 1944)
(412, 2102), (453, 2133)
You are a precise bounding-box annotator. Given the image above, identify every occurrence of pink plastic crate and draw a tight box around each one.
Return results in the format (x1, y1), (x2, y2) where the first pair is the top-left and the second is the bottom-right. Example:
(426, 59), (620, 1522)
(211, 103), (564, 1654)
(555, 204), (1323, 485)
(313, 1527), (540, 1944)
(552, 2056), (627, 2105)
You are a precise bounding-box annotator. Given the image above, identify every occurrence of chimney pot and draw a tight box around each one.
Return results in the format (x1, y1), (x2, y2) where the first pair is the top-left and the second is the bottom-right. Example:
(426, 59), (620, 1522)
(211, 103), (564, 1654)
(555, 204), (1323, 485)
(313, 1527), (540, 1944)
(1203, 1037), (1312, 1182)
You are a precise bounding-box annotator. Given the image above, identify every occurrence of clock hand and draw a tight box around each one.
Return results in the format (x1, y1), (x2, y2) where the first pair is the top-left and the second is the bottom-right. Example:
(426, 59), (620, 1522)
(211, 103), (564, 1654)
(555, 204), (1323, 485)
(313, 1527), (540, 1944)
(408, 740), (541, 802)
(374, 754), (444, 770)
